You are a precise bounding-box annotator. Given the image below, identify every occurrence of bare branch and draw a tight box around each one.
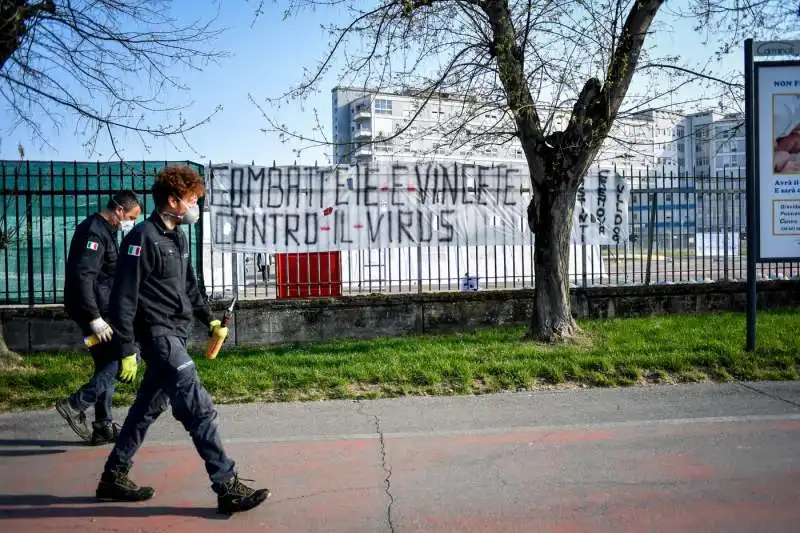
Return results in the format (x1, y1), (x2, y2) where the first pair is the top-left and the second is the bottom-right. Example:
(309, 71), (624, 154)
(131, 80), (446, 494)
(257, 0), (788, 181)
(638, 62), (743, 89)
(0, 0), (227, 158)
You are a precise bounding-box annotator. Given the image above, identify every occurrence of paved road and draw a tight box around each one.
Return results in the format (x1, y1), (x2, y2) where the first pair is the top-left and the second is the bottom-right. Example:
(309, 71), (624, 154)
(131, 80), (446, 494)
(1, 382), (799, 532)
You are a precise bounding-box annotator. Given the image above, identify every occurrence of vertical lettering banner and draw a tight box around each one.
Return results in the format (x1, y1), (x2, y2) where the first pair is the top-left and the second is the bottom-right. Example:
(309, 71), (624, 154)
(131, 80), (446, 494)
(574, 171), (631, 246)
(207, 162), (629, 253)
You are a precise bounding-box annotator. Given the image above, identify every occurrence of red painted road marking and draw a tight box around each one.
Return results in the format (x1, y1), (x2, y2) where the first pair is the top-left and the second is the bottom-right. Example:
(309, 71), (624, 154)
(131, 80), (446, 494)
(2, 417), (799, 532)
(656, 453), (714, 479)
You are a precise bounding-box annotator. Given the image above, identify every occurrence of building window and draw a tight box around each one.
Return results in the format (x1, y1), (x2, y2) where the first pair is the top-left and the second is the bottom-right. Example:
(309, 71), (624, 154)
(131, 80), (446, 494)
(375, 99), (392, 115)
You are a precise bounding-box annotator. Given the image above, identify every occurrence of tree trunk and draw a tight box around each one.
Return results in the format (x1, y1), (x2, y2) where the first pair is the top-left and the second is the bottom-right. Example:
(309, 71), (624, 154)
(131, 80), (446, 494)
(526, 178), (581, 342)
(0, 327), (24, 369)
(0, 2), (56, 71)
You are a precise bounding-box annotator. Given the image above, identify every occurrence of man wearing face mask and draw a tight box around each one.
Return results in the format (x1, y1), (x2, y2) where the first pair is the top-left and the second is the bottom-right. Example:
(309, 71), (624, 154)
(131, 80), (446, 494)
(96, 166), (270, 515)
(58, 191), (142, 445)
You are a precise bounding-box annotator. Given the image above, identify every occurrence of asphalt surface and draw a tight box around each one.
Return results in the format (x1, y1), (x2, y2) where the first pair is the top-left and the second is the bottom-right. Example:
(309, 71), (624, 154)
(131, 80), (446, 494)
(1, 381), (799, 532)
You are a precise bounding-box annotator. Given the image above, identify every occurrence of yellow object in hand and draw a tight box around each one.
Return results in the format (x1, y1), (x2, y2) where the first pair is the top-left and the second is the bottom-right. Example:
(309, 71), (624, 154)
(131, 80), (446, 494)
(84, 334), (100, 348)
(207, 320), (229, 360)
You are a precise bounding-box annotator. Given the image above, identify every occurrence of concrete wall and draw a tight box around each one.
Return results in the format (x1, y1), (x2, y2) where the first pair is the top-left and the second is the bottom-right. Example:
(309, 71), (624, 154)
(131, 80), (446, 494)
(2, 280), (798, 353)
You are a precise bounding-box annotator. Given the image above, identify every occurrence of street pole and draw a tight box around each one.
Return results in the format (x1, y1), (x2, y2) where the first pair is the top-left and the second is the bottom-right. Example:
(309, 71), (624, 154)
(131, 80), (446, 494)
(744, 38), (757, 352)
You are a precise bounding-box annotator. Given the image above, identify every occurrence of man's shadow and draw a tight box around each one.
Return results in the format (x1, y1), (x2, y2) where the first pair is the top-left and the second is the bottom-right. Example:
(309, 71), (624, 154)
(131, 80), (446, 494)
(0, 439), (79, 447)
(0, 449), (67, 457)
(0, 438), (82, 457)
(0, 494), (229, 520)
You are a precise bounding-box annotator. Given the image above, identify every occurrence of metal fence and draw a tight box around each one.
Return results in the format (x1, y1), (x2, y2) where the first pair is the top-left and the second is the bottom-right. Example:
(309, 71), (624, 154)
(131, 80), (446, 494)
(2, 162), (799, 305)
(203, 166), (800, 301)
(0, 160), (204, 305)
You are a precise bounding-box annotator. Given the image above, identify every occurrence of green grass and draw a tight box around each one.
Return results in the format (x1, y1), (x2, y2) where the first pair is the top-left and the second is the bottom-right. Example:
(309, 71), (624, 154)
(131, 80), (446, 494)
(3, 309), (800, 411)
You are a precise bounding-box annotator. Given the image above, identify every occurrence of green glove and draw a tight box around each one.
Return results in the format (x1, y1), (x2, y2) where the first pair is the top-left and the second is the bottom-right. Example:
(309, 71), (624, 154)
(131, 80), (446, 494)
(208, 320), (221, 337)
(117, 354), (138, 384)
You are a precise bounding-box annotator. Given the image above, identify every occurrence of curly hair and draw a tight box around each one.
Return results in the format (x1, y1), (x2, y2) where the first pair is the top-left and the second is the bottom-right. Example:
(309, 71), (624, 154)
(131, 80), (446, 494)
(152, 166), (206, 208)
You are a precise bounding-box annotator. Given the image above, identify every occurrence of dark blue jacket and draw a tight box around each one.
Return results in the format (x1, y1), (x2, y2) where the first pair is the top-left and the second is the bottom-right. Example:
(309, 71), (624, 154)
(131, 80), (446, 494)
(64, 213), (119, 332)
(108, 211), (212, 356)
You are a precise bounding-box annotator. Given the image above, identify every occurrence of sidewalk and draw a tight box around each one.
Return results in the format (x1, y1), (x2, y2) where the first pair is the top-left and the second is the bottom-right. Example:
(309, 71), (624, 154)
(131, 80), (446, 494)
(1, 381), (799, 532)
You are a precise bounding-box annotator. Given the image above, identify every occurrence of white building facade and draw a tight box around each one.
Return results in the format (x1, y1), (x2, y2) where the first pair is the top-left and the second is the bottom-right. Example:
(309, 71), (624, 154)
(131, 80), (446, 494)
(332, 86), (744, 176)
(677, 110), (746, 176)
(332, 87), (529, 165)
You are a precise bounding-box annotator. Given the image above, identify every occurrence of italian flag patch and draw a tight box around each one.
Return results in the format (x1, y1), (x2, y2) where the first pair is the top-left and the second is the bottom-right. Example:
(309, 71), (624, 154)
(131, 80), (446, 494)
(127, 245), (142, 257)
(86, 241), (99, 251)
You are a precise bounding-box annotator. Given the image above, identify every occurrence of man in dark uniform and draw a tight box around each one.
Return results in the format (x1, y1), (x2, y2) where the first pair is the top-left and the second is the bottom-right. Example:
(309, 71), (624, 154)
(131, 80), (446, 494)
(57, 191), (142, 445)
(96, 166), (269, 515)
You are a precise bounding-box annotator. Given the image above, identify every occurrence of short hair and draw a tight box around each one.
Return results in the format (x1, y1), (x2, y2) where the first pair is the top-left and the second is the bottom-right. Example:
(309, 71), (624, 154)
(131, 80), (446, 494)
(107, 190), (141, 212)
(152, 166), (206, 208)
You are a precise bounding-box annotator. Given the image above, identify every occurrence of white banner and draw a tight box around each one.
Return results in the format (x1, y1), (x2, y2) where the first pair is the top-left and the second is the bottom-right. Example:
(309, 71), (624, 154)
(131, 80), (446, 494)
(207, 162), (629, 253)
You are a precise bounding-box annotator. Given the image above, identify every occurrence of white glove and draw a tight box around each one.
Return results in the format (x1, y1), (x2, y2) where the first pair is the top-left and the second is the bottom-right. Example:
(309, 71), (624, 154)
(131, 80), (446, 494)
(89, 317), (114, 343)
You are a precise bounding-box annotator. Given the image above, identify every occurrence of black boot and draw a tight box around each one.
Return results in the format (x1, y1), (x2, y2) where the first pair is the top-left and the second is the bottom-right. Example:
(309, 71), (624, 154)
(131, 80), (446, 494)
(96, 468), (155, 502)
(90, 422), (121, 446)
(213, 475), (270, 514)
(55, 398), (91, 442)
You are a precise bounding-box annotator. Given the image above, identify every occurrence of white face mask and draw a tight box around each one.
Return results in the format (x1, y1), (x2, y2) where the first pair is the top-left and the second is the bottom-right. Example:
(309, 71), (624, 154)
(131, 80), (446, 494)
(112, 200), (137, 232)
(179, 198), (200, 225)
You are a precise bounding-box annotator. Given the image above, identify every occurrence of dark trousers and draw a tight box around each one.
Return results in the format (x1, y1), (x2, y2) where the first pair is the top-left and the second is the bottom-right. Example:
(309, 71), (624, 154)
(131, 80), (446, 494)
(69, 341), (118, 429)
(104, 335), (236, 485)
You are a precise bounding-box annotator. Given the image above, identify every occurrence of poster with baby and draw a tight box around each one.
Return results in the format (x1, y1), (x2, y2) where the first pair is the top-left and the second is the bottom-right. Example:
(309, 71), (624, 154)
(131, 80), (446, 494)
(773, 94), (800, 174)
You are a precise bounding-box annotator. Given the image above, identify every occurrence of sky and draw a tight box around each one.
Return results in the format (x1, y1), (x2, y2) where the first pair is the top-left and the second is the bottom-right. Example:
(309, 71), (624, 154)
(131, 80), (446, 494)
(0, 0), (768, 166)
(0, 0), (345, 165)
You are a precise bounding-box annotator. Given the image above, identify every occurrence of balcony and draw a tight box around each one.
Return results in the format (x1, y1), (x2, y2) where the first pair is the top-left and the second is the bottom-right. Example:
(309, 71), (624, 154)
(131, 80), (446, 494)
(354, 128), (372, 139)
(353, 145), (373, 157)
(353, 105), (371, 120)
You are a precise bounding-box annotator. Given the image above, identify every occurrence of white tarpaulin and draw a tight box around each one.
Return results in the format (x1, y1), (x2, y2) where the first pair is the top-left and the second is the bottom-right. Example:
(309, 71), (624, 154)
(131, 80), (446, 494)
(207, 162), (629, 253)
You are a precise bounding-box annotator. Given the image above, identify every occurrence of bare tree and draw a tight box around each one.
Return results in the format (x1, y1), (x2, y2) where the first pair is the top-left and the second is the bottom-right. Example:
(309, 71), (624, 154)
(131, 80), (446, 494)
(0, 0), (227, 157)
(0, 144), (28, 367)
(257, 0), (794, 342)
